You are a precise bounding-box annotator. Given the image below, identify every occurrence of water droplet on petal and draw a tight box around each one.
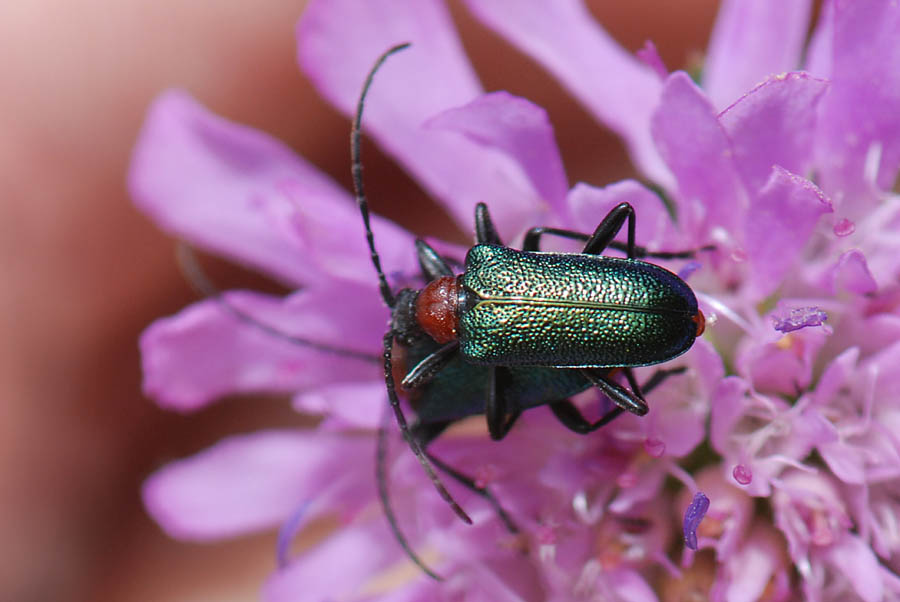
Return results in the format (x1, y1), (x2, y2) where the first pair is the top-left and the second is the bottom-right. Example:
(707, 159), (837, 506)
(644, 438), (666, 457)
(733, 464), (752, 485)
(834, 218), (855, 237)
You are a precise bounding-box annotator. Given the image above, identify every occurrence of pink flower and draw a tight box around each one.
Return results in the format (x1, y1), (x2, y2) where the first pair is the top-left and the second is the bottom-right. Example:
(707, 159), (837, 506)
(133, 0), (900, 599)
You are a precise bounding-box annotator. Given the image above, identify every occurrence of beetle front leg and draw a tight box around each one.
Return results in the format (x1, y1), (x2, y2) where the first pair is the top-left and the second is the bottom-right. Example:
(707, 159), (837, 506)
(410, 419), (519, 533)
(475, 202), (503, 245)
(424, 447), (520, 534)
(401, 341), (459, 389)
(485, 367), (522, 440)
(415, 239), (454, 280)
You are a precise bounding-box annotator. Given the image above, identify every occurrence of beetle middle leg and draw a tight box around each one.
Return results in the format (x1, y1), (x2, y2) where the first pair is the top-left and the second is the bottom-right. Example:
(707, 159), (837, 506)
(486, 366), (523, 440)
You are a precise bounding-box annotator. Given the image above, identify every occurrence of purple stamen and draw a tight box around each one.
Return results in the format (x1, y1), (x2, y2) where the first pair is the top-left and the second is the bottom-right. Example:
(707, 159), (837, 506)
(772, 307), (828, 333)
(683, 492), (710, 551)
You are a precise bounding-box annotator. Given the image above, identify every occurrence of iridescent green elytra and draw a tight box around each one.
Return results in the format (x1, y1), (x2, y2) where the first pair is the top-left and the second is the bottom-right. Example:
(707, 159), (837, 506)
(459, 245), (701, 368)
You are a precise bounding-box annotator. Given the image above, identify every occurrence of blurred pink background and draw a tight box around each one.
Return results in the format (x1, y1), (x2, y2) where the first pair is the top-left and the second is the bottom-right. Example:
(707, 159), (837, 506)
(0, 1), (718, 599)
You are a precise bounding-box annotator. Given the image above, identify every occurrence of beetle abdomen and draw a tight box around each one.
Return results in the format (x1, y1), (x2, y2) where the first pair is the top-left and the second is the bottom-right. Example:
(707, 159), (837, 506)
(460, 245), (700, 368)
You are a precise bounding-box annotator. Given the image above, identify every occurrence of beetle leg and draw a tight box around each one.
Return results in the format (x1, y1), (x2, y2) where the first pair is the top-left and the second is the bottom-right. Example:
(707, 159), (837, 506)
(475, 202), (503, 245)
(410, 419), (451, 447)
(640, 365), (687, 392)
(551, 366), (688, 433)
(401, 340), (460, 389)
(424, 448), (520, 535)
(580, 367), (649, 415)
(582, 202), (636, 256)
(486, 367), (522, 440)
(382, 332), (472, 524)
(522, 226), (586, 251)
(410, 419), (519, 533)
(415, 239), (454, 280)
(550, 400), (623, 433)
(521, 203), (637, 255)
(523, 227), (711, 259)
(623, 367), (644, 402)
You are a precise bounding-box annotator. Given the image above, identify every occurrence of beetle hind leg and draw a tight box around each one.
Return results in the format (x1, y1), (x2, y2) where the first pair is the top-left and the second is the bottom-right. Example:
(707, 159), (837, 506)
(552, 367), (688, 433)
(550, 400), (623, 433)
(581, 367), (649, 416)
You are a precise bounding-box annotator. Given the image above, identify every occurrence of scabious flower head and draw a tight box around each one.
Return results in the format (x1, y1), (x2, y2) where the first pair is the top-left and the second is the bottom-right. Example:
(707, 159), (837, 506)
(132, 0), (900, 600)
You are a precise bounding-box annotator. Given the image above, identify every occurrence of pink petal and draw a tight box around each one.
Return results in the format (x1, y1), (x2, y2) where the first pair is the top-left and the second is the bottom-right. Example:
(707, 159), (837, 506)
(140, 284), (382, 411)
(651, 72), (746, 239)
(719, 73), (829, 196)
(744, 167), (833, 298)
(129, 91), (408, 287)
(461, 0), (672, 188)
(704, 0), (813, 109)
(643, 340), (723, 458)
(814, 346), (859, 407)
(567, 180), (685, 251)
(709, 376), (749, 455)
(143, 430), (372, 540)
(815, 0), (900, 208)
(297, 0), (546, 235)
(607, 568), (659, 602)
(824, 534), (885, 602)
(737, 326), (828, 398)
(824, 249), (878, 295)
(425, 91), (568, 216)
(264, 522), (406, 602)
(869, 340), (900, 402)
(718, 527), (790, 602)
(818, 435), (867, 484)
(292, 381), (386, 430)
(636, 41), (668, 80)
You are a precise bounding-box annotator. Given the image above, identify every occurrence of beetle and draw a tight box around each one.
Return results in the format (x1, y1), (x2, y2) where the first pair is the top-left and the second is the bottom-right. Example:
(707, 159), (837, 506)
(352, 44), (706, 578)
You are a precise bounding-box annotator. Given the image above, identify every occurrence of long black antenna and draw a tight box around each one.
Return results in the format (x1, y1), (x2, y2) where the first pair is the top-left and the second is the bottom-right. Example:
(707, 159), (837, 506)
(355, 43), (473, 577)
(376, 412), (442, 580)
(350, 42), (411, 308)
(176, 242), (378, 364)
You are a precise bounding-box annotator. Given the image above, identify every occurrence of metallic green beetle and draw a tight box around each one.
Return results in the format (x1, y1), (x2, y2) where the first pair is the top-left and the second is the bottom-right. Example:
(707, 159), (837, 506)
(352, 44), (706, 579)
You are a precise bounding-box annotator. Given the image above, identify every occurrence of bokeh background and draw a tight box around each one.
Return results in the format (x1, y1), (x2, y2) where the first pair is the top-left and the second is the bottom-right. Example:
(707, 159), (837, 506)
(1, 1), (720, 600)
